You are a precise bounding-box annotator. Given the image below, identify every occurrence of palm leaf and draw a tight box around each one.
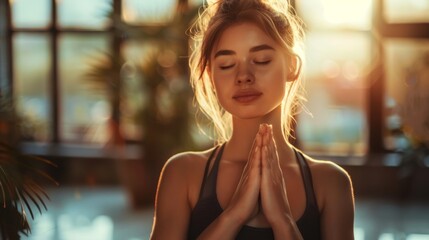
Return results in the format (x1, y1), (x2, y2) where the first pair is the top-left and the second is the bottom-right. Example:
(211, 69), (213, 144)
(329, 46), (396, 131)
(0, 140), (56, 239)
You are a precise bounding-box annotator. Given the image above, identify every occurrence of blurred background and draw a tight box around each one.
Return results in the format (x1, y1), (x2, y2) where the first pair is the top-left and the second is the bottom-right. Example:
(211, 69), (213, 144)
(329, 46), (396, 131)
(0, 0), (428, 239)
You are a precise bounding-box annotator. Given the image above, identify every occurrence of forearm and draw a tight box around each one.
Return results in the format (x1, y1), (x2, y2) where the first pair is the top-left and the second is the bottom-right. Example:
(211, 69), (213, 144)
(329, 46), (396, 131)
(271, 215), (303, 240)
(197, 209), (244, 240)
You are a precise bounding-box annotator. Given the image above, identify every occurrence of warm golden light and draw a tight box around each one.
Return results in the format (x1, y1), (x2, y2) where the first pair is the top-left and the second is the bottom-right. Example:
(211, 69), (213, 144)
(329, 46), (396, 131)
(321, 0), (372, 29)
(297, 0), (373, 30)
(384, 0), (429, 23)
(122, 7), (137, 23)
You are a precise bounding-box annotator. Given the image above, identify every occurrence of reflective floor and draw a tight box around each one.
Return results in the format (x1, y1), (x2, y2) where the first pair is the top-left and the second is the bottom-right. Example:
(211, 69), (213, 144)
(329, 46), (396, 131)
(21, 187), (429, 240)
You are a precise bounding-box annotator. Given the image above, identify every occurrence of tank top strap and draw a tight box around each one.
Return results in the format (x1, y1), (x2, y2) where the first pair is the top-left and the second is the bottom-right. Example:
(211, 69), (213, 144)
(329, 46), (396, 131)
(294, 149), (319, 210)
(198, 143), (226, 200)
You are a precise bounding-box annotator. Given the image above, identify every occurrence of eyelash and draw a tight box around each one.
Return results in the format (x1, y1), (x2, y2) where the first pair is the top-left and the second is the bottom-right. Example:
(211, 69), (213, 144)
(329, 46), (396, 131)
(220, 64), (235, 70)
(219, 59), (271, 70)
(254, 60), (271, 65)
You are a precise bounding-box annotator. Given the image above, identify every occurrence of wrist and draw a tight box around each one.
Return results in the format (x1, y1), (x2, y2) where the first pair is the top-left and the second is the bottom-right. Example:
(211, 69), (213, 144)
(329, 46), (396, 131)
(270, 214), (303, 240)
(269, 213), (294, 230)
(222, 207), (247, 227)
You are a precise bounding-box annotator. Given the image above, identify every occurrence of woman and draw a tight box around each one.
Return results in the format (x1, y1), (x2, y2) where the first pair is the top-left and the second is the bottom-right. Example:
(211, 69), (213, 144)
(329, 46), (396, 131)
(150, 0), (355, 239)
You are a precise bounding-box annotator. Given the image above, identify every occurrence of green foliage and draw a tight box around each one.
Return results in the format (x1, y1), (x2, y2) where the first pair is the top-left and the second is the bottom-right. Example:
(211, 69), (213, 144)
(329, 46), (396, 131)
(0, 95), (57, 240)
(84, 4), (201, 150)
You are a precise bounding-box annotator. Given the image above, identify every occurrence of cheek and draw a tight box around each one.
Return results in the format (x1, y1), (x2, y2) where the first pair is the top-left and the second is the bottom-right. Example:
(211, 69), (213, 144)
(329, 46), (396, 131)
(211, 74), (231, 106)
(212, 69), (234, 91)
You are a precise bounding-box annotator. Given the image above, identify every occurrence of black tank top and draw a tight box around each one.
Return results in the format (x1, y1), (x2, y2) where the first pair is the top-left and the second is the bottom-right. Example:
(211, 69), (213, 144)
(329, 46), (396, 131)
(187, 144), (321, 240)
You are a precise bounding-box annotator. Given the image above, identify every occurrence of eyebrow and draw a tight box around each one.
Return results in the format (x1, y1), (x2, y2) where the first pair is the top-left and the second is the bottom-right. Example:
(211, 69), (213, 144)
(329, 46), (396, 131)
(214, 44), (275, 58)
(250, 44), (275, 52)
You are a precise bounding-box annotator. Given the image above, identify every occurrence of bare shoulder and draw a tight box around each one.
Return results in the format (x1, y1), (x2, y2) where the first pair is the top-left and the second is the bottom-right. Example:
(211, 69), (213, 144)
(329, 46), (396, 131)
(162, 147), (216, 175)
(300, 152), (354, 208)
(305, 155), (351, 185)
(160, 146), (218, 205)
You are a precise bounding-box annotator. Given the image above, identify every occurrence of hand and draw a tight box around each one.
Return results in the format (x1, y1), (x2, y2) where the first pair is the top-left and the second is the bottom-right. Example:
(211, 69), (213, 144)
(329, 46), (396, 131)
(225, 131), (262, 224)
(259, 124), (293, 225)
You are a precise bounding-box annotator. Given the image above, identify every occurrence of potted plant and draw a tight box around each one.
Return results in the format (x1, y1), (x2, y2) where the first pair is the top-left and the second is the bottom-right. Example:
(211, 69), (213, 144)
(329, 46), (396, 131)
(85, 3), (200, 207)
(0, 94), (57, 239)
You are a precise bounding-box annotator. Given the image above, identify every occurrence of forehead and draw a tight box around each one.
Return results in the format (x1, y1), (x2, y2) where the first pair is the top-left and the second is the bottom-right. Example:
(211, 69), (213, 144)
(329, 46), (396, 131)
(212, 22), (279, 54)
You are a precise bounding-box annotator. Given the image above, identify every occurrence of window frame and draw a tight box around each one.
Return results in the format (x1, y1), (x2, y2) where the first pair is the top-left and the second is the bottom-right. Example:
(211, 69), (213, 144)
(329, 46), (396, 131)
(3, 0), (428, 159)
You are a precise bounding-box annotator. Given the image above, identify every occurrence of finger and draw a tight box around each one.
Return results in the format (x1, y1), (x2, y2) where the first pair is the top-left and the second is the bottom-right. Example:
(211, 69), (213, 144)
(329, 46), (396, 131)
(261, 145), (269, 180)
(261, 145), (271, 199)
(266, 125), (275, 165)
(268, 126), (279, 164)
(249, 145), (261, 176)
(246, 131), (262, 167)
(255, 131), (262, 149)
(267, 126), (283, 180)
(262, 125), (270, 147)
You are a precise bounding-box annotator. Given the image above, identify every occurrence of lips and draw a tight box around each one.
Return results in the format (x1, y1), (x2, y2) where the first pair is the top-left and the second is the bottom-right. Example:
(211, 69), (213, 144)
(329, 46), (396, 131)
(232, 90), (263, 103)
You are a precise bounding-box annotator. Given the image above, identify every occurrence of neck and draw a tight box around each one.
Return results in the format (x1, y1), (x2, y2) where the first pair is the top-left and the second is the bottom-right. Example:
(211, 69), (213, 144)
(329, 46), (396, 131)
(225, 107), (295, 163)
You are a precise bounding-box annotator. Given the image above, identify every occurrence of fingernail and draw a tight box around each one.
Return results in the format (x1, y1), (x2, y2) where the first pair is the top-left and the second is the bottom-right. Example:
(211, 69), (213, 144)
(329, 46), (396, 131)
(259, 124), (263, 131)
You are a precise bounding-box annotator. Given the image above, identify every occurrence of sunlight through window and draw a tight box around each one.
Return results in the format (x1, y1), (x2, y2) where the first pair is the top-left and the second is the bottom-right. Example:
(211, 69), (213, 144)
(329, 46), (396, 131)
(354, 227), (365, 240)
(379, 233), (395, 240)
(58, 215), (113, 240)
(384, 0), (429, 23)
(407, 234), (429, 240)
(297, 0), (372, 30)
(122, 0), (177, 25)
(11, 0), (51, 28)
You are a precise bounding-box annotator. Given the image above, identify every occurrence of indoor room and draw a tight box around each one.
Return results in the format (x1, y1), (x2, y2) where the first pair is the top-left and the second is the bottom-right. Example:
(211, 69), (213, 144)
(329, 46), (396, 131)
(0, 0), (428, 239)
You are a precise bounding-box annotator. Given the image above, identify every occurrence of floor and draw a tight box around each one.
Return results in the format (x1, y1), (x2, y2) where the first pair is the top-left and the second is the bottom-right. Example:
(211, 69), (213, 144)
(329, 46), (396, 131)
(20, 186), (429, 240)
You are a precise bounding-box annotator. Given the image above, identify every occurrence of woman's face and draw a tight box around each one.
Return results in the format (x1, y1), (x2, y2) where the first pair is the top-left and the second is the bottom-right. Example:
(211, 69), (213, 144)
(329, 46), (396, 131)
(209, 22), (290, 120)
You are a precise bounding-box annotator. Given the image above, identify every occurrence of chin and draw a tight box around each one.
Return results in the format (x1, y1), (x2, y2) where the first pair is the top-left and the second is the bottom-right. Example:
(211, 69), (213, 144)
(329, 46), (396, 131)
(232, 109), (271, 120)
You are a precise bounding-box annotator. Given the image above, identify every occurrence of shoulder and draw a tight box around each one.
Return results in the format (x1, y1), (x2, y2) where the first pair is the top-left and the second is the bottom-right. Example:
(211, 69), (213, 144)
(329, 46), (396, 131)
(306, 156), (352, 187)
(162, 147), (216, 176)
(159, 147), (219, 206)
(301, 153), (354, 209)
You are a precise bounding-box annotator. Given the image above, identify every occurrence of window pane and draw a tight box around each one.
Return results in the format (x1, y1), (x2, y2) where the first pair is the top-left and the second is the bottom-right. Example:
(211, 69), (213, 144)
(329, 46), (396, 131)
(57, 0), (112, 29)
(11, 0), (51, 28)
(297, 31), (373, 156)
(13, 34), (51, 141)
(122, 0), (177, 25)
(59, 34), (111, 144)
(384, 39), (429, 150)
(384, 0), (429, 23)
(297, 0), (372, 30)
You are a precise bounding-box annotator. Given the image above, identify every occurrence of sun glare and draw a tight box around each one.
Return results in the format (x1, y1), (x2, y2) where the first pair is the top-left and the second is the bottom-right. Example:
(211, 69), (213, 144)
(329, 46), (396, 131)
(322, 0), (372, 29)
(298, 0), (373, 30)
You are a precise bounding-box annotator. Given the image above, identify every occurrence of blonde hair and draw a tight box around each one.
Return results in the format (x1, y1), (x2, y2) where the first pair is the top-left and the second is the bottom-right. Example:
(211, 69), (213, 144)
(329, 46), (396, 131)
(189, 0), (306, 144)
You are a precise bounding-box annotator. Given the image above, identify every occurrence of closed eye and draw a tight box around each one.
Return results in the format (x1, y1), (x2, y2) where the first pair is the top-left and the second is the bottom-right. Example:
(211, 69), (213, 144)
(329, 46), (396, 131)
(220, 64), (235, 70)
(254, 60), (271, 65)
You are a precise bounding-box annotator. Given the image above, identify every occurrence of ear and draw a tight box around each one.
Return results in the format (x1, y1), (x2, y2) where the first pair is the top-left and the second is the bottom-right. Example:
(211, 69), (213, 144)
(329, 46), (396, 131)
(287, 54), (301, 82)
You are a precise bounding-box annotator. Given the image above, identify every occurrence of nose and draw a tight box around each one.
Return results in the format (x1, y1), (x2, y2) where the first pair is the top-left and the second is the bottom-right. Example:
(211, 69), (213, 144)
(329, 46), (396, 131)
(235, 62), (254, 85)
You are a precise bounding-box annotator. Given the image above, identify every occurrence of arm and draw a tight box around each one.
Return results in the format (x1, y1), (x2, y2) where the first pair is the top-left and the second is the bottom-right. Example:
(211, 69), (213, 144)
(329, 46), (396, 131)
(319, 163), (355, 240)
(198, 140), (262, 240)
(150, 154), (192, 240)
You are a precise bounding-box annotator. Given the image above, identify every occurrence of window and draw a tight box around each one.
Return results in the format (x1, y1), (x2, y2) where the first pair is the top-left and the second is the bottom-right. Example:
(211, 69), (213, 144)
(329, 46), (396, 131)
(4, 0), (428, 160)
(5, 0), (197, 146)
(296, 0), (374, 156)
(383, 41), (429, 150)
(383, 0), (429, 24)
(296, 0), (429, 157)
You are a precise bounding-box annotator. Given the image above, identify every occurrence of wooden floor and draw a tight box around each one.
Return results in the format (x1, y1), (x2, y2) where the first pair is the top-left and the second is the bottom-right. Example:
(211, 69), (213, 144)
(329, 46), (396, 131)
(21, 186), (429, 240)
